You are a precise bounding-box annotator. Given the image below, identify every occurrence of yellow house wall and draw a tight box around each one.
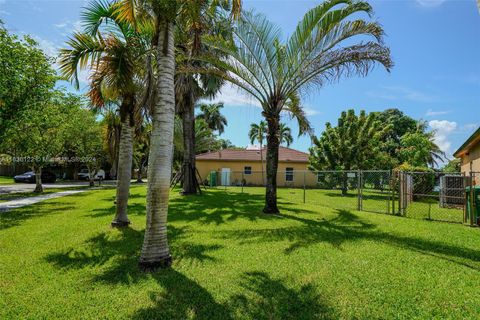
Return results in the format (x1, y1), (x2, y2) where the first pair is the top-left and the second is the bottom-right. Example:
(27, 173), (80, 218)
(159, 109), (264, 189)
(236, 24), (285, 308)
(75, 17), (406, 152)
(459, 143), (480, 185)
(196, 160), (319, 187)
(460, 143), (480, 174)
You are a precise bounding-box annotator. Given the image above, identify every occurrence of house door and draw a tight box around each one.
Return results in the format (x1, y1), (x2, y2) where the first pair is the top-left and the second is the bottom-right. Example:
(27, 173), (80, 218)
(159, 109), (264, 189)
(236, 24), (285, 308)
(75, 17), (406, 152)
(221, 168), (231, 186)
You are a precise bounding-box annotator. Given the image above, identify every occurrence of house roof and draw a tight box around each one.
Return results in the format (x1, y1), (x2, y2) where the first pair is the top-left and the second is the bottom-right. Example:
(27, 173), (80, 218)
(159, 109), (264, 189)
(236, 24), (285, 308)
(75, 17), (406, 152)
(196, 147), (309, 163)
(453, 126), (480, 158)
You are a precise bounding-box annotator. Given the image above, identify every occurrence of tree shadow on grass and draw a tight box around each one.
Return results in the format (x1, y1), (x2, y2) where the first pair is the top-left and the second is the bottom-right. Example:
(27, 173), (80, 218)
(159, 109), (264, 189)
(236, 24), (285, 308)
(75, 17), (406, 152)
(44, 225), (233, 319)
(168, 191), (281, 225)
(227, 271), (333, 320)
(218, 209), (480, 270)
(0, 201), (76, 230)
(89, 203), (148, 218)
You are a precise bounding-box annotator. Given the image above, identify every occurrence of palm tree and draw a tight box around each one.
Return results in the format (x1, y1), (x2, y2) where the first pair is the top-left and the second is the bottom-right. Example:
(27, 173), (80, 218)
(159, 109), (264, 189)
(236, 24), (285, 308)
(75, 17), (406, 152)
(114, 0), (242, 271)
(59, 0), (150, 228)
(196, 102), (228, 134)
(279, 123), (293, 147)
(174, 2), (235, 195)
(249, 121), (267, 184)
(195, 0), (392, 213)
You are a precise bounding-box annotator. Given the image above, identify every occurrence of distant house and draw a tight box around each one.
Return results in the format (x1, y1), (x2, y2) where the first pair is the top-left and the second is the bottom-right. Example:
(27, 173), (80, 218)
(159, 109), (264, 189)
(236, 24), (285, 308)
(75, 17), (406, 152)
(453, 126), (480, 174)
(196, 147), (314, 186)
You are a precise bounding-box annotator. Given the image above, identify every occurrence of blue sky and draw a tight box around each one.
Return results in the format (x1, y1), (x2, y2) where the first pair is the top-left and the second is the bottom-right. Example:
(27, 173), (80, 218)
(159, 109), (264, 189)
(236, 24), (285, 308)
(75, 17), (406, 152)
(1, 0), (479, 162)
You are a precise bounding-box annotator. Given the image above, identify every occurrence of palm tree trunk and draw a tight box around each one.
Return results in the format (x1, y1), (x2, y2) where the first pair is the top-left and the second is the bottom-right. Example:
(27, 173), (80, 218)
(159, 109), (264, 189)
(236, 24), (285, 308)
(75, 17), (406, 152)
(260, 141), (264, 185)
(264, 113), (280, 214)
(33, 166), (43, 193)
(139, 20), (175, 271)
(112, 117), (134, 227)
(181, 94), (197, 195)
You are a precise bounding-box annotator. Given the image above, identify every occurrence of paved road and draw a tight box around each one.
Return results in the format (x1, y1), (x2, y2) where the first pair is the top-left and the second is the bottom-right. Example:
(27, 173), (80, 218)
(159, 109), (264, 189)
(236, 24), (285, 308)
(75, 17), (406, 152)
(0, 182), (90, 195)
(0, 190), (87, 211)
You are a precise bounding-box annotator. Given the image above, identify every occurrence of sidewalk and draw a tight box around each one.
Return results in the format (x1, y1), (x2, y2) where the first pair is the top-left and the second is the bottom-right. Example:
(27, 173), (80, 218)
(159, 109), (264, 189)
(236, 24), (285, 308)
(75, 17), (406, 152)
(0, 190), (86, 211)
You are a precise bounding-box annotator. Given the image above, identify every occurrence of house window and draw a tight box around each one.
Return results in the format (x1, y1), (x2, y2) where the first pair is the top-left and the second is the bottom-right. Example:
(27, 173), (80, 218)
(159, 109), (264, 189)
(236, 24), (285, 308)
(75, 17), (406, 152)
(285, 167), (294, 182)
(244, 166), (252, 175)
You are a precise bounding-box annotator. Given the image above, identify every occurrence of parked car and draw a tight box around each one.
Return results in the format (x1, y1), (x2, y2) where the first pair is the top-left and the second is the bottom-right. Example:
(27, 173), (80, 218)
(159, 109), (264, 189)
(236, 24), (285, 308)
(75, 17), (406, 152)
(78, 169), (105, 181)
(14, 171), (56, 183)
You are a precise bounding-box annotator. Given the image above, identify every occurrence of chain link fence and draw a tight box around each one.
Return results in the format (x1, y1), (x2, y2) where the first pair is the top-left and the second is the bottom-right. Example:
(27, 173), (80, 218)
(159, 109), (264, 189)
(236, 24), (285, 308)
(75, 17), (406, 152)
(190, 168), (480, 226)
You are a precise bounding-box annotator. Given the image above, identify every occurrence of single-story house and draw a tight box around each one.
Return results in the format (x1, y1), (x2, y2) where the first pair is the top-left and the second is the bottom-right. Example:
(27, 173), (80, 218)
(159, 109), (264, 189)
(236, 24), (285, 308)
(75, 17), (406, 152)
(453, 126), (480, 174)
(196, 146), (317, 187)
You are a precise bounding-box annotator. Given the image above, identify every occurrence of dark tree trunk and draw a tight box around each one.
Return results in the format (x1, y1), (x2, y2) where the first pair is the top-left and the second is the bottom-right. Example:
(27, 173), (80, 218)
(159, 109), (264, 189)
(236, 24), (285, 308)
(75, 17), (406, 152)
(34, 166), (43, 193)
(180, 94), (197, 195)
(137, 164), (144, 183)
(264, 113), (280, 214)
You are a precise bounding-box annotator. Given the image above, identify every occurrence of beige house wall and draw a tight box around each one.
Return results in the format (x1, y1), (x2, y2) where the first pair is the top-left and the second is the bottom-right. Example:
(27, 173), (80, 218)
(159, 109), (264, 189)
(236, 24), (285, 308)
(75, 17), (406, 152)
(197, 160), (319, 187)
(459, 143), (480, 174)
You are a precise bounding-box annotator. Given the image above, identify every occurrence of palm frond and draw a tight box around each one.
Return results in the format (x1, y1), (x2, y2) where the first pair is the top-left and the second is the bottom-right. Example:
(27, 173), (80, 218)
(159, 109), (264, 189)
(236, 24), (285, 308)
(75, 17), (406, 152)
(58, 32), (106, 89)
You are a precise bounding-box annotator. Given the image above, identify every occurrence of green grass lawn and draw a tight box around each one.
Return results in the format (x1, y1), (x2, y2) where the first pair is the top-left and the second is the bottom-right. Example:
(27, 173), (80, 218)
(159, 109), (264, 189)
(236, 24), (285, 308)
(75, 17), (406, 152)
(2, 186), (480, 319)
(0, 176), (15, 185)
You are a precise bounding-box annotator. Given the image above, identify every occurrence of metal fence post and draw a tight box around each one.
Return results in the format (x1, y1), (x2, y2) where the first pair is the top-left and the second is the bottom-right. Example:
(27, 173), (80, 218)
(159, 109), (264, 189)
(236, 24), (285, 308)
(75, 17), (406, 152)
(357, 170), (362, 211)
(241, 170), (244, 194)
(470, 172), (475, 226)
(303, 171), (306, 204)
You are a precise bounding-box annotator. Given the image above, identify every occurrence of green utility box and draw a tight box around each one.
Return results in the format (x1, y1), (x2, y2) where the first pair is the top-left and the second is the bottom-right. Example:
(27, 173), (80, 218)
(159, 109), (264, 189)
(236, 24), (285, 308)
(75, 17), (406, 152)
(465, 186), (480, 225)
(208, 171), (218, 187)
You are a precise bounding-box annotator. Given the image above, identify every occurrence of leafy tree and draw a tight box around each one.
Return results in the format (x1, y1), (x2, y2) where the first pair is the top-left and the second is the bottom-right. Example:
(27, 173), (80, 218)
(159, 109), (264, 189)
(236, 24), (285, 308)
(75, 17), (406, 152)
(279, 123), (293, 147)
(0, 23), (56, 148)
(64, 104), (104, 187)
(399, 131), (445, 167)
(442, 158), (461, 173)
(249, 121), (268, 183)
(196, 102), (228, 135)
(3, 91), (70, 193)
(309, 110), (390, 195)
(198, 0), (392, 213)
(373, 108), (418, 168)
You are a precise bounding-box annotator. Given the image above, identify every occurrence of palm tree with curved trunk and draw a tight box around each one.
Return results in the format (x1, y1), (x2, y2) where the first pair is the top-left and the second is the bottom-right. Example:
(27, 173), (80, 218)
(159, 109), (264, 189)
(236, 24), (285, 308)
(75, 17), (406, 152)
(196, 102), (228, 135)
(195, 0), (393, 213)
(279, 123), (293, 147)
(249, 121), (267, 184)
(59, 0), (151, 228)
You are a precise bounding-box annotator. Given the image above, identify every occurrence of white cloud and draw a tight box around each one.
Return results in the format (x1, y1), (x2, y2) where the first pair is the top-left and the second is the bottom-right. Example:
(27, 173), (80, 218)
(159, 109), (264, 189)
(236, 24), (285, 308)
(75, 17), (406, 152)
(415, 0), (446, 7)
(429, 120), (457, 153)
(425, 109), (450, 117)
(204, 84), (321, 117)
(204, 84), (262, 108)
(53, 20), (82, 36)
(367, 85), (437, 103)
(31, 35), (59, 58)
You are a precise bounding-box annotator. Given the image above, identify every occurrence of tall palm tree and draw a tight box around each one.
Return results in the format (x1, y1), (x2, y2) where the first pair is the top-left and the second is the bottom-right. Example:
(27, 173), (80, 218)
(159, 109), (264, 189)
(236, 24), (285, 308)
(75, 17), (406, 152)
(249, 121), (267, 184)
(196, 102), (228, 134)
(114, 0), (241, 271)
(195, 0), (392, 213)
(174, 2), (235, 195)
(59, 0), (151, 228)
(279, 123), (293, 147)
